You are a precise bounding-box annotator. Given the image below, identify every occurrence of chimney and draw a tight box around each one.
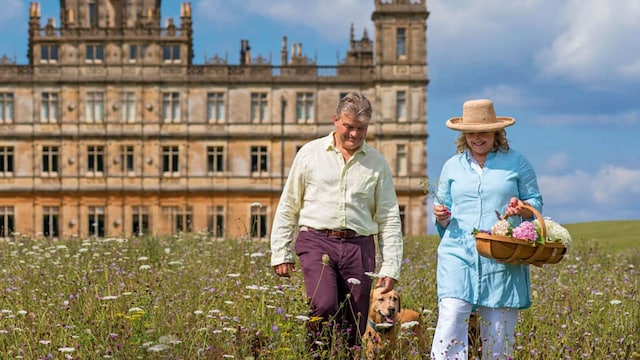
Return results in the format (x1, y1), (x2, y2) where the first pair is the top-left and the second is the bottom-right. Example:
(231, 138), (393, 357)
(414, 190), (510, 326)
(240, 40), (246, 64)
(281, 36), (288, 65)
(244, 40), (251, 64)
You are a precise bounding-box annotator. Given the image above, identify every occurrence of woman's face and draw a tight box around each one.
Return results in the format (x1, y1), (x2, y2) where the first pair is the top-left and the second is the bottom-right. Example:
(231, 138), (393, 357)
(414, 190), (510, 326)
(464, 131), (496, 156)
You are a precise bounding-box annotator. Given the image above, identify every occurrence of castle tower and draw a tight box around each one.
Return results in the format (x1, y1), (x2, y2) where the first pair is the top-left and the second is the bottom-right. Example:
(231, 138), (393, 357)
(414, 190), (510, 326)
(29, 0), (193, 66)
(371, 0), (429, 234)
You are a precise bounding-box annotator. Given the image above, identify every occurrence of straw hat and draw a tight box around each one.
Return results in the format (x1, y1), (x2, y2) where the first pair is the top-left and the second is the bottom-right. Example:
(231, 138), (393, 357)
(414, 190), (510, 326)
(445, 99), (515, 132)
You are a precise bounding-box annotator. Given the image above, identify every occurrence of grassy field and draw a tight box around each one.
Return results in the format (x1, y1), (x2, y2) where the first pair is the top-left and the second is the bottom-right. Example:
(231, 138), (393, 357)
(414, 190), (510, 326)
(563, 220), (639, 253)
(0, 221), (638, 359)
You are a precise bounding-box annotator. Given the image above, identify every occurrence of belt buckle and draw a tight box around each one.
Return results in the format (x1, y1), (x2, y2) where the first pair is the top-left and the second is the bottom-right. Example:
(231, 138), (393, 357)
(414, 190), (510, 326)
(331, 229), (355, 238)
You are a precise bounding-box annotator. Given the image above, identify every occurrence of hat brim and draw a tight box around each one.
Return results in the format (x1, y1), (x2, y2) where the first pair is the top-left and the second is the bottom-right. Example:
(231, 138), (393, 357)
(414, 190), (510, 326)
(445, 116), (515, 132)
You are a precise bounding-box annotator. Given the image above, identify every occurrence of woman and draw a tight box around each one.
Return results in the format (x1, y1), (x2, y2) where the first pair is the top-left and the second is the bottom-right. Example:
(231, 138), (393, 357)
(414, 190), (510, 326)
(430, 99), (543, 360)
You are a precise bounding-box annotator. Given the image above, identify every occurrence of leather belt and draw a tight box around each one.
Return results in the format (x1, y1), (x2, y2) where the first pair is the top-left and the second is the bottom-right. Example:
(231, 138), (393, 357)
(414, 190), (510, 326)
(302, 226), (359, 239)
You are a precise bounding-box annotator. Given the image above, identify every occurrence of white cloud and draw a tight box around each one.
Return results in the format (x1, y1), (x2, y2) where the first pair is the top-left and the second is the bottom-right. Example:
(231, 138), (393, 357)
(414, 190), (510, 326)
(536, 0), (640, 87)
(477, 85), (529, 107)
(538, 171), (590, 206)
(532, 111), (638, 126)
(428, 0), (562, 65)
(542, 152), (570, 173)
(592, 165), (640, 206)
(539, 165), (640, 223)
(194, 0), (373, 43)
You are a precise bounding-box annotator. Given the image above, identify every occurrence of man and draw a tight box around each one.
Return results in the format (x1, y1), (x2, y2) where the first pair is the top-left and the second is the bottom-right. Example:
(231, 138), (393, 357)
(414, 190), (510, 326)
(270, 92), (404, 356)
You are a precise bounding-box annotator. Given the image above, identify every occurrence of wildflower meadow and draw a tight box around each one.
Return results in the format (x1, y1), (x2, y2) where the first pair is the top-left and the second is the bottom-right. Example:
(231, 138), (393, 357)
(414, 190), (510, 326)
(0, 228), (638, 359)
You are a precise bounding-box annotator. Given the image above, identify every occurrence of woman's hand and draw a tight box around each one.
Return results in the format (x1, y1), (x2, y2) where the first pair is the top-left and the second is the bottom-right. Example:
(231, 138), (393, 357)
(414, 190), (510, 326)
(505, 198), (533, 218)
(433, 204), (451, 227)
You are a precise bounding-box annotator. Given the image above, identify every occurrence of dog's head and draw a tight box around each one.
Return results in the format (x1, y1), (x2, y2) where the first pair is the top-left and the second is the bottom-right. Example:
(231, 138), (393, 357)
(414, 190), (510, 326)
(368, 287), (401, 326)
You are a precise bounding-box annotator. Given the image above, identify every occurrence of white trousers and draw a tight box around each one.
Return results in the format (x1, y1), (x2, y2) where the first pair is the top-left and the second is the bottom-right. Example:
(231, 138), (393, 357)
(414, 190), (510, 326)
(430, 298), (518, 360)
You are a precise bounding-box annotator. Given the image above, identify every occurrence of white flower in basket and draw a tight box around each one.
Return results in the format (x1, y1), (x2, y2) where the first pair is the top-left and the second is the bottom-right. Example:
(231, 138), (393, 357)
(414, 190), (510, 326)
(533, 217), (572, 247)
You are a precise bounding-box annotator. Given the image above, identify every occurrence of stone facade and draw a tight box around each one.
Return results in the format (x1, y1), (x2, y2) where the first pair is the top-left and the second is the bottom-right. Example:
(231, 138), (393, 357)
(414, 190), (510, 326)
(0, 0), (428, 239)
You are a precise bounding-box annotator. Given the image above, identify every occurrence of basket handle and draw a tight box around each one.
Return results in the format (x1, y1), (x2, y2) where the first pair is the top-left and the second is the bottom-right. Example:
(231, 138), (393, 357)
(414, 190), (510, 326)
(503, 203), (546, 241)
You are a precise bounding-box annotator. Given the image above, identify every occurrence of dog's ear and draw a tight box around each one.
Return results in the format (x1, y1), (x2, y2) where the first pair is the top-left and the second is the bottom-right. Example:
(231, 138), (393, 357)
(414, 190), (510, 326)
(397, 291), (401, 312)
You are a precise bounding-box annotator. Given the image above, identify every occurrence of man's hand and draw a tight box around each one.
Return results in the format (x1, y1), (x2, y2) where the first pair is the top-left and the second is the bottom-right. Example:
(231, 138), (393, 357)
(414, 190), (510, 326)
(273, 263), (296, 278)
(375, 277), (396, 294)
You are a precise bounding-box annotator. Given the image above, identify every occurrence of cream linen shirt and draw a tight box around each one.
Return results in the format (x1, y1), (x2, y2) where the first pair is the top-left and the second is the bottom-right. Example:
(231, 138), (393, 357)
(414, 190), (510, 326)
(270, 132), (403, 280)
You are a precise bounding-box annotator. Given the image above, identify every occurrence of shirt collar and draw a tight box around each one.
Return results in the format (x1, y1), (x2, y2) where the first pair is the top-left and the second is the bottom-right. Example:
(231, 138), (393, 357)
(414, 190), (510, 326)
(464, 149), (495, 165)
(325, 131), (368, 155)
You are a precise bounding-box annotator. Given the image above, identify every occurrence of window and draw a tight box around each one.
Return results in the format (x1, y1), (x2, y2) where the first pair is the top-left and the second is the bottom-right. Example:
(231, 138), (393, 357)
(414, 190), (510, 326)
(163, 45), (180, 62)
(43, 206), (59, 238)
(86, 92), (104, 122)
(0, 206), (15, 237)
(207, 146), (224, 174)
(120, 145), (134, 173)
(207, 92), (225, 123)
(250, 205), (268, 239)
(40, 45), (59, 63)
(87, 146), (104, 174)
(88, 206), (105, 237)
(396, 28), (406, 58)
(42, 146), (59, 175)
(396, 91), (407, 121)
(88, 0), (97, 26)
(86, 45), (104, 63)
(162, 92), (180, 122)
(0, 146), (14, 176)
(0, 93), (14, 123)
(396, 144), (407, 176)
(207, 205), (225, 238)
(250, 93), (268, 123)
(132, 206), (149, 236)
(129, 45), (146, 62)
(250, 146), (268, 174)
(162, 146), (180, 175)
(296, 92), (314, 123)
(41, 92), (59, 123)
(120, 92), (135, 122)
(162, 206), (193, 233)
(399, 205), (406, 235)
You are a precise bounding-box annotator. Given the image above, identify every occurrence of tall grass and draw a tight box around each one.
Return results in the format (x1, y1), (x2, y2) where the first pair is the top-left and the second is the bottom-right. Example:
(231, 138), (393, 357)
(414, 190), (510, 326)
(0, 230), (638, 359)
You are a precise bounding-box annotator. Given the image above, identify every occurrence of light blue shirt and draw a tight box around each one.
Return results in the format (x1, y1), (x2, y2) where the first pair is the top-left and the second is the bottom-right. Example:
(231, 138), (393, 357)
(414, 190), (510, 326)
(435, 149), (542, 309)
(270, 132), (404, 280)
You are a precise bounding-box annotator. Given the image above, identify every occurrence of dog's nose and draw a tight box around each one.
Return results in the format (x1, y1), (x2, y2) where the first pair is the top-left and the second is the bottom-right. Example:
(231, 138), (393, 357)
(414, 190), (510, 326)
(388, 308), (396, 315)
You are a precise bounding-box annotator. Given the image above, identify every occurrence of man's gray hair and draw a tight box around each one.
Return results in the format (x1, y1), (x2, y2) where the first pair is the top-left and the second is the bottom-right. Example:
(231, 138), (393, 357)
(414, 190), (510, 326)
(336, 92), (372, 123)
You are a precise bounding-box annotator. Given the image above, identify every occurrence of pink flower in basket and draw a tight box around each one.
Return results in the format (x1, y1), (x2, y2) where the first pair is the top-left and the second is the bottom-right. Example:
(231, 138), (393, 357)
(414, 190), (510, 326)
(511, 221), (538, 242)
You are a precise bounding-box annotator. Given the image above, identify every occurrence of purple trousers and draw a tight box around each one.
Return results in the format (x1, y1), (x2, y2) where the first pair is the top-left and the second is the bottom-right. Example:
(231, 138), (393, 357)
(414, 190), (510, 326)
(294, 229), (375, 348)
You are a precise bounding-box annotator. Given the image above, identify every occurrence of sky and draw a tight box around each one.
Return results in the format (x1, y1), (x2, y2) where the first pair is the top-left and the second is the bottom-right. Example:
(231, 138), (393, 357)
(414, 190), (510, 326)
(0, 0), (638, 231)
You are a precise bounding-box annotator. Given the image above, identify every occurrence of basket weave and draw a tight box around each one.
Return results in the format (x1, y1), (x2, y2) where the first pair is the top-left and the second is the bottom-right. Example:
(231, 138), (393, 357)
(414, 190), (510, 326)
(475, 204), (567, 266)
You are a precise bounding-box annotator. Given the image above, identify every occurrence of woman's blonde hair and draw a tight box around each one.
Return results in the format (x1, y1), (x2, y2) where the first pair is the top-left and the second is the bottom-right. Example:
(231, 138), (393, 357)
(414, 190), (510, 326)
(454, 129), (510, 154)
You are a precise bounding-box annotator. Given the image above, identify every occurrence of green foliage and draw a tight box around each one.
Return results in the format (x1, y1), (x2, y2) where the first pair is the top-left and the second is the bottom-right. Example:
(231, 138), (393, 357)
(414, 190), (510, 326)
(0, 230), (637, 359)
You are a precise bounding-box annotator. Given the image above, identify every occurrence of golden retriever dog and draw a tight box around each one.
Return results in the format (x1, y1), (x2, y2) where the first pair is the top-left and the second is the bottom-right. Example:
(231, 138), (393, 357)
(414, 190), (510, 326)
(362, 287), (428, 359)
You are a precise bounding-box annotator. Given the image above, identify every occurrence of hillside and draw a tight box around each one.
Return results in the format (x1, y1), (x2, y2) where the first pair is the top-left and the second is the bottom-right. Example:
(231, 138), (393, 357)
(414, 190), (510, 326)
(563, 220), (640, 252)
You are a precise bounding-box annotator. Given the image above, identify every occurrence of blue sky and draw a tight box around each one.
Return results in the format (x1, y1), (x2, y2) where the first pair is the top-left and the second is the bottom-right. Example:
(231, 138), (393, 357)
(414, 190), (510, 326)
(0, 0), (638, 229)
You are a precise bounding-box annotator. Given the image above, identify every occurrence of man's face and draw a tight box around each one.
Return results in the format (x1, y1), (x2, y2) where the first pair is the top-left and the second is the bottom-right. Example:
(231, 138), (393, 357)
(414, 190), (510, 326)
(333, 112), (369, 151)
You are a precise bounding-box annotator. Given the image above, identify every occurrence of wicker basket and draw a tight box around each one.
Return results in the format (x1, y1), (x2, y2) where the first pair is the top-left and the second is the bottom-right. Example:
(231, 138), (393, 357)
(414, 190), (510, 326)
(475, 204), (567, 266)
